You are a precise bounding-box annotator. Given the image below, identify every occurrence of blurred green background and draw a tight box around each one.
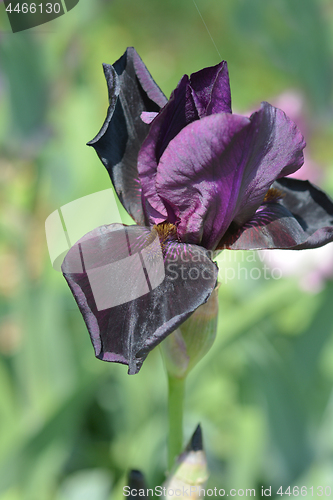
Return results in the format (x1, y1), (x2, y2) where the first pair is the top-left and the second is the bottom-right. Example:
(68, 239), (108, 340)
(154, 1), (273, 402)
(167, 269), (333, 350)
(1, 0), (333, 498)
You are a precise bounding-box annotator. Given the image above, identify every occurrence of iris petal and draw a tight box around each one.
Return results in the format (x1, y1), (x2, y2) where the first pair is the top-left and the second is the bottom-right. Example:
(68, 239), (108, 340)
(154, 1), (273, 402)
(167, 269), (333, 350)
(189, 60), (231, 117)
(137, 76), (197, 225)
(62, 224), (218, 374)
(137, 62), (232, 226)
(153, 102), (305, 249)
(276, 178), (333, 249)
(88, 47), (167, 226)
(233, 102), (306, 226)
(220, 203), (307, 249)
(220, 178), (333, 250)
(155, 112), (250, 248)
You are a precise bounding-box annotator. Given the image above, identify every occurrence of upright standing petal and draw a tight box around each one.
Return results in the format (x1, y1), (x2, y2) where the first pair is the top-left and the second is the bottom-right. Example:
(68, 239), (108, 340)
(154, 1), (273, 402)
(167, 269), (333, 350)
(88, 47), (167, 226)
(154, 112), (250, 248)
(137, 61), (232, 226)
(154, 103), (305, 249)
(189, 60), (231, 117)
(232, 102), (306, 227)
(138, 76), (197, 225)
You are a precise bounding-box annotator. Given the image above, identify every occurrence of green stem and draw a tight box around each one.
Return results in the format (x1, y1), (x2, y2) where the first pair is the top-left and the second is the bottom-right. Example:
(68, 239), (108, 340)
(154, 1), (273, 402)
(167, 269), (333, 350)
(167, 375), (185, 471)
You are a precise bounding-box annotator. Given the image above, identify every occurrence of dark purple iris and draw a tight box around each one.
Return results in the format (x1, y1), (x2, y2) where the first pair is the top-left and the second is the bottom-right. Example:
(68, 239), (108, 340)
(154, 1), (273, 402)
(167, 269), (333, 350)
(62, 47), (333, 374)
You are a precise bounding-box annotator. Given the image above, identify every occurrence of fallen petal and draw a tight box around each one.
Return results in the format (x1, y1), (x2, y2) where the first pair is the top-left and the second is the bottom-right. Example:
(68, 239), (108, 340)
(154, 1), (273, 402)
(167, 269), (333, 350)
(276, 177), (333, 249)
(62, 224), (218, 374)
(220, 178), (333, 250)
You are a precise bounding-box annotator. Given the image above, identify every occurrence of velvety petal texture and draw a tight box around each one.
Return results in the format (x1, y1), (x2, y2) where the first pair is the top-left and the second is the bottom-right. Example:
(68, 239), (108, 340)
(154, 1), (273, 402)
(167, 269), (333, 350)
(144, 102), (305, 249)
(220, 178), (333, 250)
(64, 48), (333, 373)
(88, 47), (167, 226)
(231, 103), (306, 226)
(137, 61), (231, 226)
(189, 61), (231, 117)
(155, 60), (231, 162)
(156, 113), (250, 247)
(62, 224), (218, 374)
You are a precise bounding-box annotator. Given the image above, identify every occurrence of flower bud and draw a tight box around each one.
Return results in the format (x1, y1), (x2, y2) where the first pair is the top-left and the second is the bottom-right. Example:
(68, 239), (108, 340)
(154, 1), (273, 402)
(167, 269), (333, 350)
(127, 470), (147, 499)
(161, 286), (219, 378)
(163, 425), (208, 499)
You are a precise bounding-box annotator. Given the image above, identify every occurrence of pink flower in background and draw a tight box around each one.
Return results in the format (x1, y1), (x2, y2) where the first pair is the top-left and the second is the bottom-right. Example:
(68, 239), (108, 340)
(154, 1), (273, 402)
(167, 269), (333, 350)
(261, 243), (333, 293)
(260, 90), (333, 293)
(273, 91), (322, 184)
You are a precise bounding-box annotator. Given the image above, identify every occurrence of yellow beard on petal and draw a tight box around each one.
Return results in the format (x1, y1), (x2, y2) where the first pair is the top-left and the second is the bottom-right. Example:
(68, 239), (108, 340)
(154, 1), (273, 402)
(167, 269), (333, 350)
(263, 187), (285, 203)
(154, 222), (178, 245)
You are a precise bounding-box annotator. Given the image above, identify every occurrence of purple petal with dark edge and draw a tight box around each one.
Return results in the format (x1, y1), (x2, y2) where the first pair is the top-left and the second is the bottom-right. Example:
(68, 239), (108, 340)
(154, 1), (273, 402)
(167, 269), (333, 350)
(154, 112), (251, 249)
(276, 178), (333, 249)
(154, 102), (305, 249)
(137, 62), (231, 215)
(159, 61), (232, 156)
(137, 63), (232, 226)
(137, 76), (198, 225)
(62, 224), (218, 374)
(232, 102), (306, 227)
(155, 75), (199, 161)
(156, 61), (231, 159)
(219, 178), (333, 250)
(87, 47), (167, 226)
(220, 203), (308, 250)
(189, 61), (231, 117)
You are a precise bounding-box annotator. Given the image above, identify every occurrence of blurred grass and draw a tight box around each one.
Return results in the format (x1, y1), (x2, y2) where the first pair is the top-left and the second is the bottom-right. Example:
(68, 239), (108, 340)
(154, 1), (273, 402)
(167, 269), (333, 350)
(1, 0), (333, 498)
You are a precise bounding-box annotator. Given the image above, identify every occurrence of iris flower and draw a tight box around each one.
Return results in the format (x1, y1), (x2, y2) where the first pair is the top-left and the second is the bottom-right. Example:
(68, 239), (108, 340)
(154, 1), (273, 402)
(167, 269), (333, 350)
(62, 48), (333, 374)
